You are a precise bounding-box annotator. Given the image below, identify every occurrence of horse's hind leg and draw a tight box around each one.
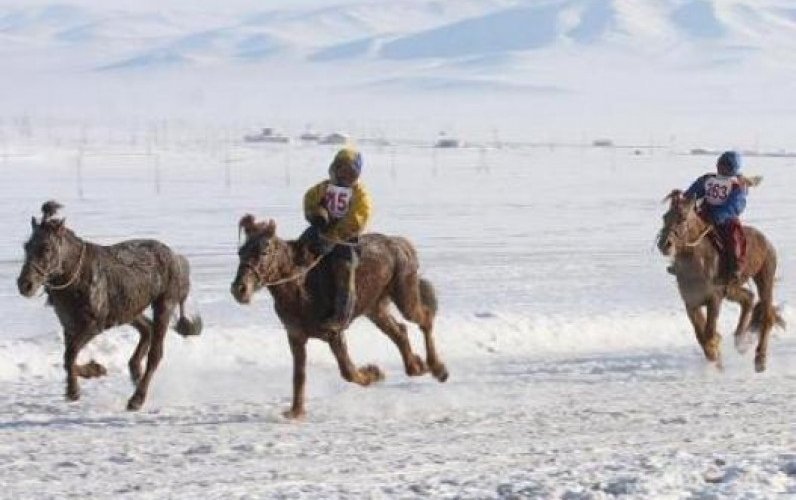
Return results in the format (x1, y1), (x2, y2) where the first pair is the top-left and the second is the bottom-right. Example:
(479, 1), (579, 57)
(128, 315), (153, 385)
(725, 285), (755, 354)
(127, 301), (172, 411)
(392, 275), (448, 382)
(328, 334), (384, 386)
(367, 302), (428, 377)
(752, 258), (778, 372)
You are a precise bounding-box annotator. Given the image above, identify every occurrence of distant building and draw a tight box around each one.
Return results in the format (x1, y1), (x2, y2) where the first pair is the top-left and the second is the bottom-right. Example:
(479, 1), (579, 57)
(434, 132), (461, 148)
(299, 131), (321, 142)
(244, 128), (290, 144)
(319, 132), (349, 145)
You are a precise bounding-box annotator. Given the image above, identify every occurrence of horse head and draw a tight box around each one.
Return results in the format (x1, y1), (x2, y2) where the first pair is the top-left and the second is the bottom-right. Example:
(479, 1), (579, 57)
(657, 189), (698, 257)
(17, 201), (73, 297)
(231, 214), (277, 304)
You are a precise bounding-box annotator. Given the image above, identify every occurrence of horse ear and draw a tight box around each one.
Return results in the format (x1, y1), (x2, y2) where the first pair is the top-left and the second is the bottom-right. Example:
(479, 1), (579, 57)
(239, 214), (257, 236)
(662, 189), (682, 206)
(264, 219), (276, 237)
(31, 216), (38, 230)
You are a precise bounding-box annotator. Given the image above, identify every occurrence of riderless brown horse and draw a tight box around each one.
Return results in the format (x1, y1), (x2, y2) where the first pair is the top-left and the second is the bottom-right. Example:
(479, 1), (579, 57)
(231, 215), (447, 418)
(17, 201), (202, 410)
(657, 190), (784, 371)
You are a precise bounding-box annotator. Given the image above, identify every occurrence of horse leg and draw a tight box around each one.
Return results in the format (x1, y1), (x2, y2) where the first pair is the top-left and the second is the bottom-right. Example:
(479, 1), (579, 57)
(703, 297), (723, 369)
(367, 302), (428, 377)
(752, 260), (778, 372)
(725, 284), (755, 354)
(63, 328), (95, 401)
(392, 274), (447, 381)
(685, 305), (707, 349)
(128, 315), (153, 385)
(74, 360), (107, 379)
(283, 333), (308, 419)
(127, 301), (172, 411)
(328, 334), (384, 386)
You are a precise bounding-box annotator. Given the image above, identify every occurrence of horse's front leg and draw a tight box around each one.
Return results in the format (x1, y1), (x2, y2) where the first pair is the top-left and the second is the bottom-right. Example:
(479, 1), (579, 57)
(63, 328), (95, 401)
(725, 284), (754, 354)
(685, 305), (707, 352)
(283, 333), (308, 420)
(127, 302), (172, 411)
(328, 334), (384, 386)
(704, 297), (723, 369)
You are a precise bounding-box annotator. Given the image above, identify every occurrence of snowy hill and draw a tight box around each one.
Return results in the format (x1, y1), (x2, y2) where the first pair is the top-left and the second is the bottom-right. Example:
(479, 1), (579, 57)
(1, 0), (795, 144)
(3, 1), (796, 69)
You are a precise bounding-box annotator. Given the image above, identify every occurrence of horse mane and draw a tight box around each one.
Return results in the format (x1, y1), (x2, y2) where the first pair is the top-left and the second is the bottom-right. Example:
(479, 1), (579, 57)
(238, 214), (276, 240)
(661, 189), (683, 204)
(41, 200), (63, 222)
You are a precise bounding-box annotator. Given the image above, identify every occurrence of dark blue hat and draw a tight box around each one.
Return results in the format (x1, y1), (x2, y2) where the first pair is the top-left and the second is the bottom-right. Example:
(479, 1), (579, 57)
(716, 151), (741, 176)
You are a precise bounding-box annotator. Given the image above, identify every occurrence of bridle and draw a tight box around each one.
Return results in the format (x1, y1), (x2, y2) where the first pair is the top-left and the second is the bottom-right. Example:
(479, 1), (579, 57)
(662, 203), (713, 252)
(29, 240), (87, 292)
(242, 246), (324, 288)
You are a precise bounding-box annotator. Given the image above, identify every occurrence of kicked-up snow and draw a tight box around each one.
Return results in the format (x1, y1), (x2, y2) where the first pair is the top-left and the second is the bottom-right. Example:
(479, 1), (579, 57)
(0, 137), (793, 498)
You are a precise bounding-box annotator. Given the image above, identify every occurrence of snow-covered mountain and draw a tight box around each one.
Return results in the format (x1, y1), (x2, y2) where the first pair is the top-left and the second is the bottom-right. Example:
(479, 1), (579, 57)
(3, 1), (795, 68)
(1, 0), (795, 144)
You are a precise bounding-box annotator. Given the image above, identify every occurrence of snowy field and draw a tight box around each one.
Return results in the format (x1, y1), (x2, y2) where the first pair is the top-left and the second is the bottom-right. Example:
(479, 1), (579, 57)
(2, 0), (796, 496)
(0, 135), (794, 498)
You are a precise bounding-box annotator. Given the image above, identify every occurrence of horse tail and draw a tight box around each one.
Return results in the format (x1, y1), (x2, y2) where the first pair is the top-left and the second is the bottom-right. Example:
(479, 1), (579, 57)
(419, 278), (438, 316)
(174, 254), (203, 337)
(749, 302), (786, 333)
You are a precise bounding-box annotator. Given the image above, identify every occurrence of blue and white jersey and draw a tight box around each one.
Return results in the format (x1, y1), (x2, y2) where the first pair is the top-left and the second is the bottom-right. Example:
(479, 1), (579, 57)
(685, 173), (747, 224)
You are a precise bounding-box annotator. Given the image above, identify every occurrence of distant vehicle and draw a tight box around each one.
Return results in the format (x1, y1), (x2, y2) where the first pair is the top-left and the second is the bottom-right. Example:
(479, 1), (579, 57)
(319, 132), (349, 145)
(592, 139), (614, 148)
(244, 128), (290, 144)
(434, 133), (461, 148)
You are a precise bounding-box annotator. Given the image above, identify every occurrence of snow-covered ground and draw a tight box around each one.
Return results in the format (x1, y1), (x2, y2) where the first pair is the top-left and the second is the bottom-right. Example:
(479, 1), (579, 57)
(2, 0), (796, 497)
(0, 137), (794, 498)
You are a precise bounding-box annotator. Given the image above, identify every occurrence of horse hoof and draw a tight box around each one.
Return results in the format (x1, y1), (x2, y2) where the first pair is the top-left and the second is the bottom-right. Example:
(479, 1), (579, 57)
(360, 364), (385, 384)
(126, 395), (144, 411)
(65, 389), (80, 402)
(431, 363), (449, 382)
(86, 360), (107, 377)
(282, 408), (306, 420)
(754, 357), (766, 373)
(408, 355), (428, 376)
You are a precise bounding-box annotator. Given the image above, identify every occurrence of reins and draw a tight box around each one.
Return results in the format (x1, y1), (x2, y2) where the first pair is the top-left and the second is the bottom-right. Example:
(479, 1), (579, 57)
(247, 253), (325, 287)
(684, 226), (713, 248)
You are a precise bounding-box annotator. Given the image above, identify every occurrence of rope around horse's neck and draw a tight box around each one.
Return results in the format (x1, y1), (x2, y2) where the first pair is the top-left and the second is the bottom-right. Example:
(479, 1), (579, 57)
(257, 254), (325, 287)
(684, 226), (713, 248)
(46, 242), (86, 291)
(320, 234), (360, 247)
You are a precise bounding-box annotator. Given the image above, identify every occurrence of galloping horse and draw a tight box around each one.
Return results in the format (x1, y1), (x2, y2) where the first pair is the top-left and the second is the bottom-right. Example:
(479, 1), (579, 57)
(657, 190), (784, 371)
(17, 201), (202, 410)
(231, 215), (448, 418)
